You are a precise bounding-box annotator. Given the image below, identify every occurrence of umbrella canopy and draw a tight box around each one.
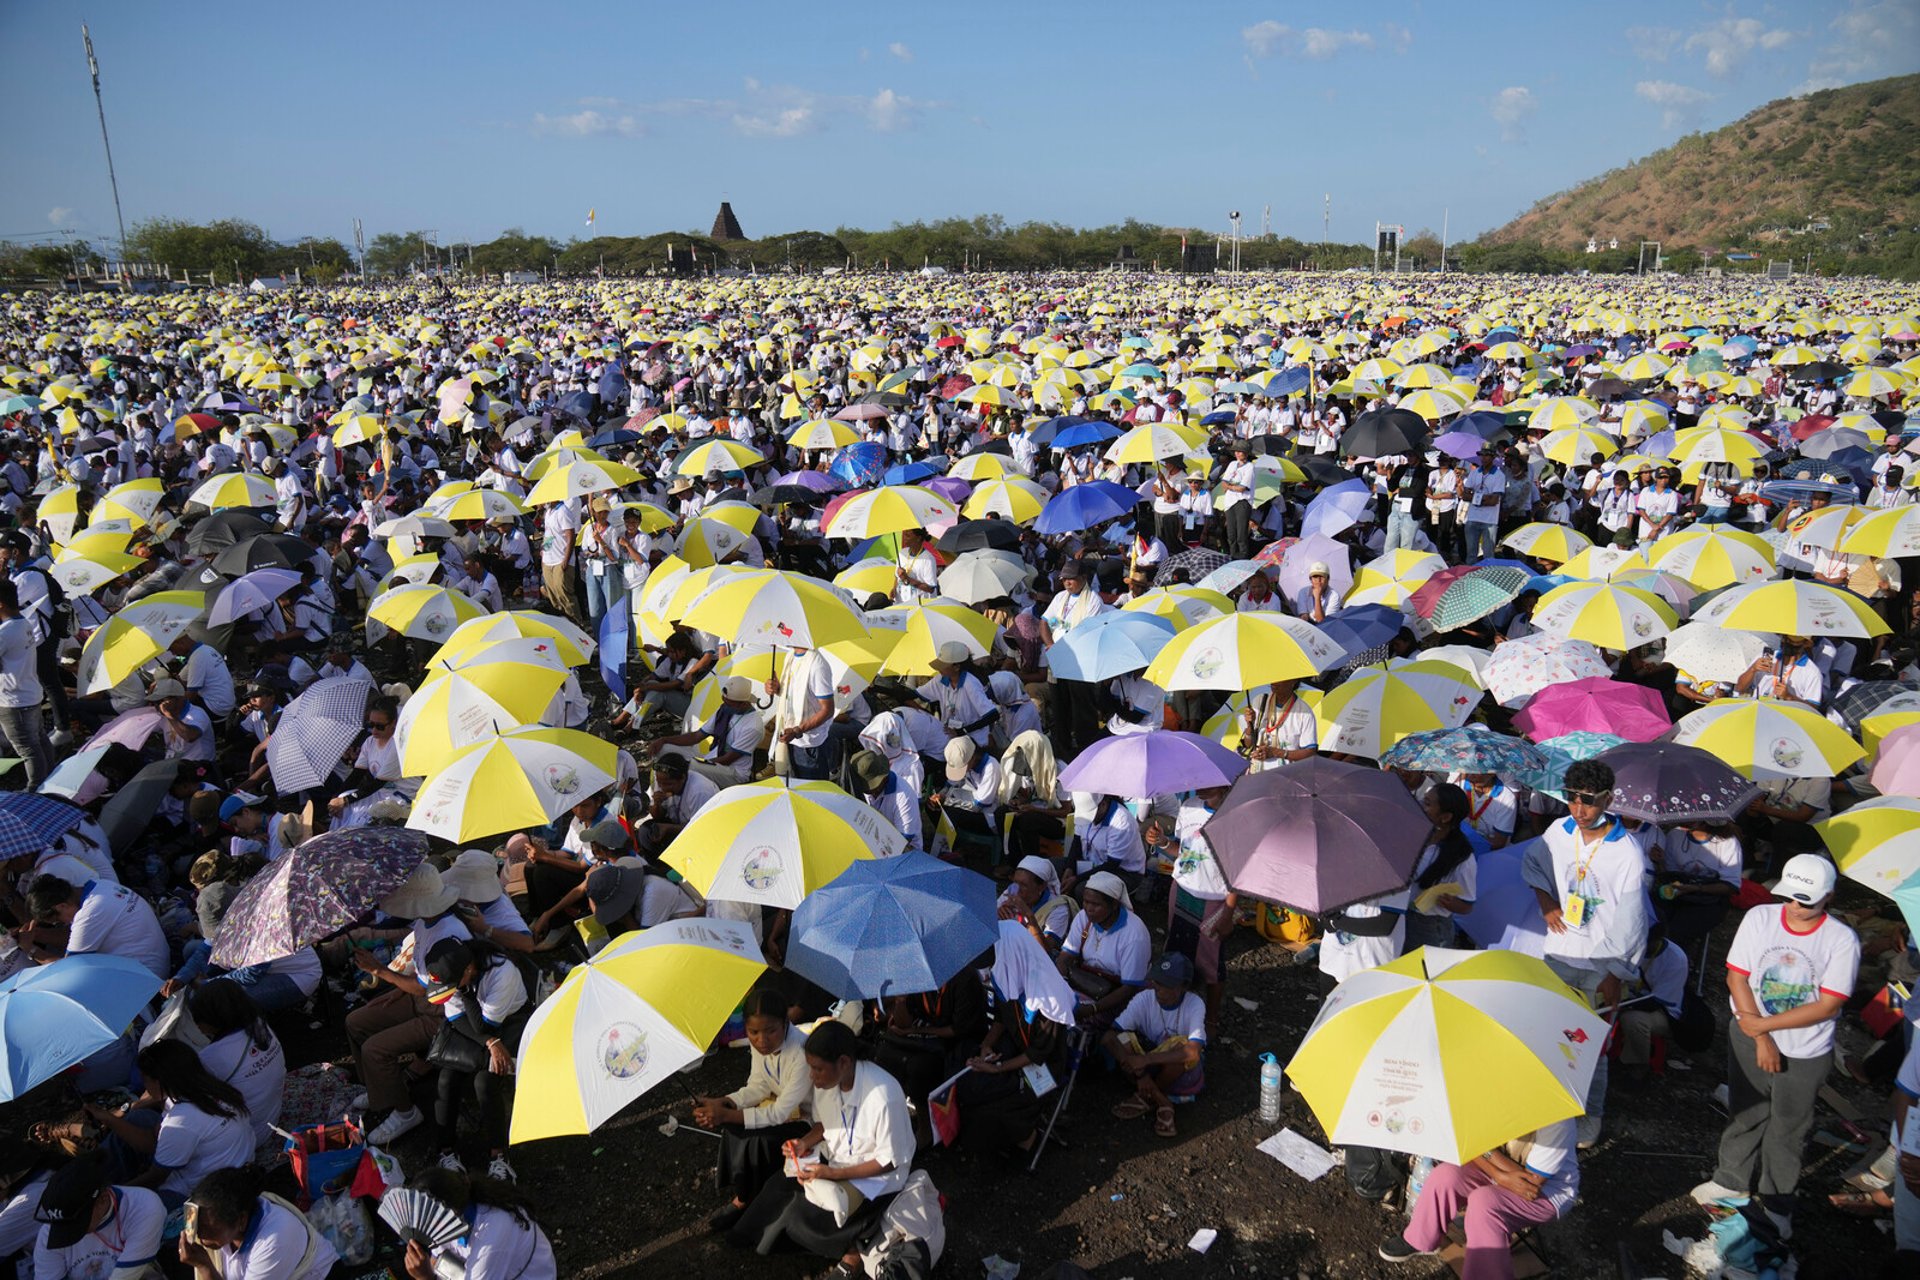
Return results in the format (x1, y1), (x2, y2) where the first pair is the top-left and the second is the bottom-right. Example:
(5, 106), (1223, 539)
(408, 727), (618, 843)
(184, 510), (272, 556)
(209, 567), (302, 626)
(937, 549), (1032, 605)
(877, 602), (1000, 676)
(1316, 667), (1483, 760)
(1501, 522), (1593, 564)
(961, 477), (1049, 525)
(1829, 680), (1920, 733)
(1286, 947), (1606, 1165)
(828, 442), (889, 487)
(1664, 620), (1772, 685)
(430, 611), (596, 669)
(1202, 756), (1429, 914)
(785, 853), (1000, 1000)
(1457, 840), (1551, 956)
(366, 583), (487, 643)
(267, 675), (374, 793)
(1530, 581), (1677, 650)
(1484, 633), (1611, 708)
(1670, 697), (1865, 780)
(398, 639), (570, 775)
(211, 828), (429, 968)
(1379, 725), (1548, 777)
(0, 955), (163, 1100)
(824, 485), (957, 538)
(1592, 741), (1761, 823)
(1693, 578), (1890, 639)
(1143, 611), (1345, 691)
(0, 793), (88, 858)
(1032, 480), (1140, 535)
(74, 590), (206, 694)
(1057, 729), (1248, 798)
(187, 471), (276, 512)
(1339, 407), (1430, 459)
(1407, 565), (1529, 632)
(1045, 609), (1178, 682)
(1646, 526), (1777, 589)
(511, 918), (765, 1143)
(1510, 678), (1672, 743)
(662, 778), (902, 910)
(933, 519), (1020, 554)
(1299, 480), (1373, 539)
(1818, 796), (1920, 896)
(680, 568), (868, 650)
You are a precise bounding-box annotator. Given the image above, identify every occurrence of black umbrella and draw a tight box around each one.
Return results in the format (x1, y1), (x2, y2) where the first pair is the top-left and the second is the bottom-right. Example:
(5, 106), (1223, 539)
(853, 390), (913, 409)
(934, 519), (1021, 553)
(1293, 455), (1360, 487)
(1339, 407), (1430, 459)
(1789, 361), (1846, 382)
(1587, 377), (1631, 399)
(1593, 741), (1759, 823)
(184, 510), (272, 556)
(212, 533), (316, 576)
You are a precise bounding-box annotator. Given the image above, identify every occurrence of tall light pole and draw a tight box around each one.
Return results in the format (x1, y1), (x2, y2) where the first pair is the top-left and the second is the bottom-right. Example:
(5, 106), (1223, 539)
(1322, 194), (1330, 262)
(1228, 210), (1241, 273)
(81, 24), (129, 270)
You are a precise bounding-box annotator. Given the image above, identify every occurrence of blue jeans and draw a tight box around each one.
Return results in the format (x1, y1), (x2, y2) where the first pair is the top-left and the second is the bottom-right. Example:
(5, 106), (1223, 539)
(1697, 508), (1731, 524)
(788, 740), (834, 781)
(1462, 520), (1499, 562)
(1384, 510), (1421, 552)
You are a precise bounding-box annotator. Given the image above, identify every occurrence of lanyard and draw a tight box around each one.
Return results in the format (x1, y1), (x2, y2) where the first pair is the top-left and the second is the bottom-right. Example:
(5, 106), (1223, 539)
(1469, 786), (1499, 823)
(1570, 820), (1611, 884)
(838, 1095), (860, 1162)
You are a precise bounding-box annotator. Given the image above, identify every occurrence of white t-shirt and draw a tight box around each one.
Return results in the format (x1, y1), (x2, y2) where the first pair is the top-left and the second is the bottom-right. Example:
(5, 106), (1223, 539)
(1508, 1119), (1581, 1216)
(1725, 904), (1859, 1059)
(1658, 830), (1743, 888)
(437, 1204), (557, 1280)
(33, 1185), (166, 1280)
(1524, 817), (1650, 979)
(68, 880), (171, 980)
(1113, 988), (1208, 1045)
(1061, 907), (1152, 986)
(1319, 888), (1410, 983)
(154, 1098), (255, 1198)
(1410, 843), (1480, 917)
(1462, 783), (1518, 843)
(812, 1061), (917, 1198)
(540, 501), (579, 568)
(442, 958), (529, 1027)
(211, 1196), (340, 1280)
(199, 1027), (287, 1144)
(0, 1170), (50, 1258)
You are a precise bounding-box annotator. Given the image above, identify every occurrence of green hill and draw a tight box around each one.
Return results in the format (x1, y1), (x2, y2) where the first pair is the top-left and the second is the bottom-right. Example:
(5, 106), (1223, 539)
(1485, 73), (1920, 255)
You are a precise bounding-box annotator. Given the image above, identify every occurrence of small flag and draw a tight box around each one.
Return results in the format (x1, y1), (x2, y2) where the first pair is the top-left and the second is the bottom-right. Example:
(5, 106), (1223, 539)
(584, 208), (596, 227)
(928, 1077), (963, 1146)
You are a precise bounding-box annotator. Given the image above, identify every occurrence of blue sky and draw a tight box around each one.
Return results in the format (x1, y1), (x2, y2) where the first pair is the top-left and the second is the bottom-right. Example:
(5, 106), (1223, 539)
(5, 1), (1916, 253)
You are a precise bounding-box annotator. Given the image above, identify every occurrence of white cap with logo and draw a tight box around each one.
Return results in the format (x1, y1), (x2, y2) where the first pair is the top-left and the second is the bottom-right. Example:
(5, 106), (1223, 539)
(1774, 853), (1837, 905)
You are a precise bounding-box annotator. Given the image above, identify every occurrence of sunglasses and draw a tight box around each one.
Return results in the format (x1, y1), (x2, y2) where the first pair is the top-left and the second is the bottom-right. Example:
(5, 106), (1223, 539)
(1565, 790), (1612, 808)
(365, 719), (392, 731)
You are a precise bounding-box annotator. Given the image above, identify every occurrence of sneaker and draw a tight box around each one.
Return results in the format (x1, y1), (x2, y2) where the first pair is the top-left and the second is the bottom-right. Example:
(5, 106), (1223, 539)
(1575, 1115), (1602, 1150)
(1379, 1237), (1430, 1263)
(437, 1151), (466, 1173)
(368, 1107), (423, 1144)
(486, 1154), (517, 1183)
(1690, 1179), (1749, 1206)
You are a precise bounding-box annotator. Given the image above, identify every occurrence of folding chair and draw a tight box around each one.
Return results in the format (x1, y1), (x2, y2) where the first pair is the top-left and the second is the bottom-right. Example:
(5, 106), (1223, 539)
(1029, 1024), (1092, 1171)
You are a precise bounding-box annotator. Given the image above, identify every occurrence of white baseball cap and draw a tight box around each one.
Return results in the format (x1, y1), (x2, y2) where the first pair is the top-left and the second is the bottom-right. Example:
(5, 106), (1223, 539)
(1775, 853), (1837, 905)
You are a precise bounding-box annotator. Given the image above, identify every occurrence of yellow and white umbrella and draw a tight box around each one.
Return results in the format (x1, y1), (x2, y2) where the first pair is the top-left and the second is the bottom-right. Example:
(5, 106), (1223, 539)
(787, 418), (861, 451)
(1529, 581), (1677, 650)
(187, 471), (276, 511)
(1287, 947), (1607, 1165)
(425, 486), (528, 523)
(1104, 422), (1204, 464)
(1693, 578), (1890, 639)
(1501, 523), (1592, 564)
(1120, 586), (1233, 630)
(431, 611), (596, 669)
(961, 477), (1048, 524)
(1316, 667), (1483, 760)
(50, 549), (143, 596)
(662, 778), (903, 909)
(525, 458), (641, 506)
(1816, 796), (1920, 894)
(676, 515), (752, 569)
(1143, 612), (1345, 691)
(1347, 550), (1447, 609)
(1670, 697), (1865, 781)
(35, 485), (84, 544)
(74, 590), (206, 694)
(832, 558), (899, 601)
(824, 485), (957, 538)
(366, 582), (487, 643)
(681, 568), (869, 649)
(407, 726), (619, 843)
(675, 439), (765, 476)
(1840, 505), (1920, 559)
(1646, 526), (1776, 589)
(948, 452), (1016, 482)
(397, 638), (571, 776)
(877, 601), (1000, 675)
(1538, 426), (1617, 465)
(92, 478), (167, 529)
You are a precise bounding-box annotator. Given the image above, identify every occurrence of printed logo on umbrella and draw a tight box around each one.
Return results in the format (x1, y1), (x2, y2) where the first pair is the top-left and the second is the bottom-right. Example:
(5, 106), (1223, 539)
(422, 613), (450, 636)
(601, 1023), (650, 1079)
(543, 765), (581, 796)
(1769, 737), (1804, 769)
(1632, 615), (1654, 638)
(1190, 647), (1225, 680)
(741, 847), (782, 892)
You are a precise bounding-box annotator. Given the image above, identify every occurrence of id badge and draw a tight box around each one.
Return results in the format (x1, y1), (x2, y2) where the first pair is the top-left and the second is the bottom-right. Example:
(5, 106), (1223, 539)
(1561, 892), (1587, 928)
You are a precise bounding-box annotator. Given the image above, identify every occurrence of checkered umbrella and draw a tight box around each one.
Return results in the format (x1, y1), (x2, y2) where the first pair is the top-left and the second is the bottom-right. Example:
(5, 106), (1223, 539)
(267, 676), (374, 794)
(0, 794), (88, 859)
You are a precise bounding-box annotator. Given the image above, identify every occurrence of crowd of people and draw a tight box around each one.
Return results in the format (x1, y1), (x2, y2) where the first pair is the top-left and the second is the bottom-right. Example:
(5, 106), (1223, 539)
(0, 270), (1917, 1277)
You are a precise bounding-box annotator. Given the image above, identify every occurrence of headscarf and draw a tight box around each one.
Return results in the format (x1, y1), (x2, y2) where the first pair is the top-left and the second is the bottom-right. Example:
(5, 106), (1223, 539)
(1013, 855), (1061, 900)
(859, 709), (906, 760)
(999, 728), (1058, 808)
(991, 918), (1077, 1026)
(987, 670), (1027, 708)
(1084, 869), (1133, 914)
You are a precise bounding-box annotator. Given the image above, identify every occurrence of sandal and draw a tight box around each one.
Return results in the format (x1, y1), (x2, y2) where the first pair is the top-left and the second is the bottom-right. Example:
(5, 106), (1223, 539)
(1110, 1096), (1150, 1121)
(1828, 1188), (1893, 1217)
(1154, 1105), (1177, 1138)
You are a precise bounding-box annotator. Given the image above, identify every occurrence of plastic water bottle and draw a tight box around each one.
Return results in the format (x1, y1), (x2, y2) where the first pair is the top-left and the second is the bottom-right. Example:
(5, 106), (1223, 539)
(1258, 1052), (1283, 1123)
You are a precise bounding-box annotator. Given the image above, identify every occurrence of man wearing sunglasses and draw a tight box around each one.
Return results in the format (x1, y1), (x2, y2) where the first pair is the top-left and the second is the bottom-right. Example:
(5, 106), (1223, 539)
(1522, 759), (1649, 1149)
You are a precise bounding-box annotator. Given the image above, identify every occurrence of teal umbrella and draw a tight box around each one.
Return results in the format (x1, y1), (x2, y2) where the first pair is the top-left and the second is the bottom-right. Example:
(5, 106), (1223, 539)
(0, 955), (161, 1100)
(1407, 565), (1529, 633)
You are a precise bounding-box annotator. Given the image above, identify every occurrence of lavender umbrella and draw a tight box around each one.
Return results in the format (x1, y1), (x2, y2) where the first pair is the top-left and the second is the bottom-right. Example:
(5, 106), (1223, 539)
(210, 828), (429, 968)
(1591, 740), (1761, 824)
(1300, 479), (1373, 538)
(1201, 756), (1429, 914)
(1058, 729), (1247, 799)
(1432, 430), (1486, 461)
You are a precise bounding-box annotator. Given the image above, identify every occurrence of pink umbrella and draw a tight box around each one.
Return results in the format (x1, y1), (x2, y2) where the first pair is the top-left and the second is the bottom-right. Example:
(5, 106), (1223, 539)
(1511, 677), (1671, 743)
(82, 706), (165, 753)
(834, 403), (890, 422)
(1872, 722), (1920, 797)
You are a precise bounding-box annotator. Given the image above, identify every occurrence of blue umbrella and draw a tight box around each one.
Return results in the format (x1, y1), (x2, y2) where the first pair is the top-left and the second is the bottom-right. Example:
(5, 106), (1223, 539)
(1300, 479), (1372, 538)
(785, 853), (999, 999)
(1379, 725), (1549, 775)
(1051, 421), (1121, 451)
(1199, 410), (1236, 427)
(1034, 481), (1140, 534)
(1317, 604), (1407, 659)
(1458, 838), (1549, 958)
(0, 955), (161, 1100)
(556, 390), (596, 422)
(1046, 609), (1177, 681)
(828, 442), (888, 488)
(587, 427), (643, 449)
(1449, 410), (1511, 440)
(1256, 366), (1312, 397)
(1028, 414), (1093, 447)
(883, 460), (942, 485)
(1511, 731), (1629, 798)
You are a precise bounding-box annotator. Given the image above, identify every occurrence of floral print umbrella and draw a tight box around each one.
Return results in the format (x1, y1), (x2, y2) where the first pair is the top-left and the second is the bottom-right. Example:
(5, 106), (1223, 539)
(210, 827), (429, 969)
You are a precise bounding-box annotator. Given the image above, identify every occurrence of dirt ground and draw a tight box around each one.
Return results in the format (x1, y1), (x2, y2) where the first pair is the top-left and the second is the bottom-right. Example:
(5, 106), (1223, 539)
(463, 895), (1899, 1280)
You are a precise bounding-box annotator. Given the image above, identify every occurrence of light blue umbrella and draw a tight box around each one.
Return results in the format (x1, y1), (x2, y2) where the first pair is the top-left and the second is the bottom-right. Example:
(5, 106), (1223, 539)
(1458, 838), (1549, 958)
(1511, 731), (1629, 799)
(1379, 725), (1548, 776)
(1046, 609), (1177, 681)
(1300, 479), (1373, 539)
(785, 852), (999, 1000)
(0, 955), (161, 1100)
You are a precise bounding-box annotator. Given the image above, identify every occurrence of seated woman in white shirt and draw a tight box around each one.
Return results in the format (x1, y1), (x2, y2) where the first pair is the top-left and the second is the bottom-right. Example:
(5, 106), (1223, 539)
(725, 1021), (916, 1270)
(1057, 871), (1152, 1026)
(398, 1167), (557, 1280)
(177, 1167), (338, 1280)
(85, 1041), (254, 1211)
(188, 981), (287, 1146)
(697, 988), (815, 1233)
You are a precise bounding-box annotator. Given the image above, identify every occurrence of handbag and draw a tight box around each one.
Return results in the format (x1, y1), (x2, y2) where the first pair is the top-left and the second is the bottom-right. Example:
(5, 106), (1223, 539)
(426, 1020), (491, 1074)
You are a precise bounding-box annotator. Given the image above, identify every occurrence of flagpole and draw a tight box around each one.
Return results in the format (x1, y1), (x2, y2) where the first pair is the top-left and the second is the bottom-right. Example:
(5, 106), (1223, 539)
(81, 23), (129, 269)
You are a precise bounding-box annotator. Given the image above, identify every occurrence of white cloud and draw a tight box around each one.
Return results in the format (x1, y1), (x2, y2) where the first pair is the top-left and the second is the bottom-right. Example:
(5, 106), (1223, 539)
(1684, 16), (1795, 78)
(866, 88), (930, 132)
(1490, 86), (1537, 141)
(1799, 1), (1920, 92)
(530, 109), (644, 138)
(1625, 25), (1681, 61)
(1635, 79), (1715, 129)
(887, 41), (913, 62)
(734, 105), (815, 138)
(47, 207), (72, 227)
(1241, 21), (1382, 61)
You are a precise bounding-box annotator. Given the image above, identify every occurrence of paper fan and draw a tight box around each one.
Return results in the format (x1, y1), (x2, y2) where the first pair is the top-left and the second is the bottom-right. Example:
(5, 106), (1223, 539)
(377, 1188), (466, 1250)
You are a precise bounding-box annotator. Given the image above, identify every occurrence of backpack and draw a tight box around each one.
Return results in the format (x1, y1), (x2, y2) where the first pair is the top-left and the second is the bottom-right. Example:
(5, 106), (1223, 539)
(21, 566), (70, 639)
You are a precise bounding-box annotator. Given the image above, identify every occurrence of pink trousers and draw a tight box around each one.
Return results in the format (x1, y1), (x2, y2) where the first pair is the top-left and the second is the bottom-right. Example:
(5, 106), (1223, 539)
(1402, 1162), (1559, 1280)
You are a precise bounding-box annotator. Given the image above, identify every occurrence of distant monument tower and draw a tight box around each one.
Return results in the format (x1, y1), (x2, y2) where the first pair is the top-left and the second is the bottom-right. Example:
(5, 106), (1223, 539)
(710, 202), (745, 241)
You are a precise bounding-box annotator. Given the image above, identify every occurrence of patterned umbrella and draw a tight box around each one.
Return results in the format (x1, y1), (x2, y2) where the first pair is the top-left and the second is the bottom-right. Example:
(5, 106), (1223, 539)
(267, 676), (375, 793)
(1407, 565), (1529, 632)
(1831, 680), (1920, 732)
(210, 827), (429, 968)
(1506, 732), (1628, 798)
(0, 793), (88, 847)
(1158, 545), (1230, 586)
(1592, 741), (1761, 823)
(827, 442), (888, 488)
(1483, 633), (1611, 709)
(1379, 725), (1548, 776)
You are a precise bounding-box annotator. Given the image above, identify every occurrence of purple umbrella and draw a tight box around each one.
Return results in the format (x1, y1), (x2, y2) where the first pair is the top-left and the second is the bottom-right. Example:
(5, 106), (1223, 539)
(772, 470), (843, 493)
(210, 827), (429, 968)
(1592, 740), (1761, 823)
(1057, 730), (1247, 799)
(1433, 430), (1485, 461)
(1300, 479), (1372, 538)
(923, 475), (971, 505)
(1276, 533), (1354, 601)
(1201, 756), (1429, 914)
